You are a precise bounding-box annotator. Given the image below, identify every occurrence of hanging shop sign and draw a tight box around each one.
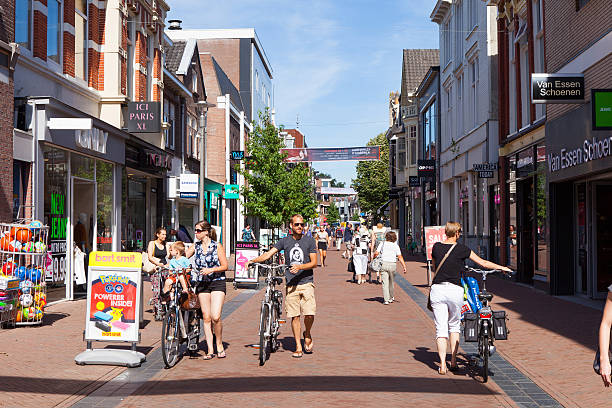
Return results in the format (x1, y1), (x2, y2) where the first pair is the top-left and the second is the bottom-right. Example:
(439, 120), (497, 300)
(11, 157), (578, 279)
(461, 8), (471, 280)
(409, 176), (421, 187)
(531, 73), (585, 104)
(84, 252), (142, 342)
(473, 163), (497, 178)
(127, 102), (161, 133)
(281, 146), (380, 162)
(179, 174), (199, 198)
(592, 89), (612, 130)
(224, 184), (239, 199)
(231, 151), (245, 160)
(417, 159), (436, 177)
(234, 242), (260, 285)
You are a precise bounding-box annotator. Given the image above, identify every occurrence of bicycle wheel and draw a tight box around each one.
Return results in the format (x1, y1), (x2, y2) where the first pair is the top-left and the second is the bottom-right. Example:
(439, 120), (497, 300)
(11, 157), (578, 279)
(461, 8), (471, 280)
(259, 303), (270, 366)
(162, 308), (180, 368)
(270, 301), (280, 352)
(479, 333), (489, 383)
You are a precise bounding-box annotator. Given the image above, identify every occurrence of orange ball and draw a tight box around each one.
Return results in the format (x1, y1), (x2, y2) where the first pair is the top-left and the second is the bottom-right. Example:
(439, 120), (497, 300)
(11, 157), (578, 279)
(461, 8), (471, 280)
(13, 228), (32, 243)
(0, 235), (14, 251)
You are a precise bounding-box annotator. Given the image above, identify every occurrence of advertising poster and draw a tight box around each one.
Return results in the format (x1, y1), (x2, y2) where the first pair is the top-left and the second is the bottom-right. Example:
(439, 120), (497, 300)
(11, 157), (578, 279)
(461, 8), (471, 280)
(234, 242), (260, 283)
(424, 226), (447, 261)
(85, 252), (142, 342)
(281, 146), (380, 162)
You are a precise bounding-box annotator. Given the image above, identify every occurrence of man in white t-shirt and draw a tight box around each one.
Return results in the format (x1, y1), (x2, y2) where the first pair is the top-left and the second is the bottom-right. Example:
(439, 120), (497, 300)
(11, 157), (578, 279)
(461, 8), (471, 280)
(373, 230), (406, 305)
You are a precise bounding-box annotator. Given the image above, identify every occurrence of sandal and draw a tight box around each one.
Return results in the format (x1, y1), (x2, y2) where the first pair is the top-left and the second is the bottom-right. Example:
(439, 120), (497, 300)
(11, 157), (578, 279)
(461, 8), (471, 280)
(217, 350), (226, 358)
(448, 363), (459, 372)
(203, 353), (215, 360)
(438, 367), (447, 375)
(292, 351), (303, 358)
(303, 331), (314, 354)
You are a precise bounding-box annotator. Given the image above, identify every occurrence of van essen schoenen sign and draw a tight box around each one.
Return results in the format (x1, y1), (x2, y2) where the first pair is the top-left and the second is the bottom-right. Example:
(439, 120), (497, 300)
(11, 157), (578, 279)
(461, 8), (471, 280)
(532, 73), (584, 104)
(548, 136), (612, 173)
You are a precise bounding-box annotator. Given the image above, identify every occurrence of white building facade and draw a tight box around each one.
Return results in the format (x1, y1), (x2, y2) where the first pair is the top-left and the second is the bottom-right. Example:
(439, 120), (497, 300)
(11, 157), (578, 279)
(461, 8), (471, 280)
(431, 0), (499, 256)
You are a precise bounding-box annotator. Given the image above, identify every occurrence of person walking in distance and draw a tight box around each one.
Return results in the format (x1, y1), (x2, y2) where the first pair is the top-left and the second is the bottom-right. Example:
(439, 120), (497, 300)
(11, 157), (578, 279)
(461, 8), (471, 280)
(335, 227), (343, 251)
(342, 224), (354, 259)
(315, 225), (330, 267)
(352, 224), (370, 285)
(248, 215), (318, 358)
(373, 231), (406, 305)
(371, 222), (387, 284)
(430, 222), (511, 374)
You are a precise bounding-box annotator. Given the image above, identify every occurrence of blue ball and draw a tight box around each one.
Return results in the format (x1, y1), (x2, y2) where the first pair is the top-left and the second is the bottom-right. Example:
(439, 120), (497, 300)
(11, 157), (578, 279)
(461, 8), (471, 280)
(17, 266), (27, 281)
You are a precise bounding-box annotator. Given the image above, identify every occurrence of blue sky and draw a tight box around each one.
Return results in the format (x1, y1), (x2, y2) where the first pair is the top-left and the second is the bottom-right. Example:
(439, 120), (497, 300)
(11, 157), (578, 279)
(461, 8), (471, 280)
(167, 0), (439, 186)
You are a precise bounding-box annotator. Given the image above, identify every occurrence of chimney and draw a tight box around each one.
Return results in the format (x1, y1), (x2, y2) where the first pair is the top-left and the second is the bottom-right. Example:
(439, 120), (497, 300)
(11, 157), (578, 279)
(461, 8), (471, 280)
(168, 19), (182, 30)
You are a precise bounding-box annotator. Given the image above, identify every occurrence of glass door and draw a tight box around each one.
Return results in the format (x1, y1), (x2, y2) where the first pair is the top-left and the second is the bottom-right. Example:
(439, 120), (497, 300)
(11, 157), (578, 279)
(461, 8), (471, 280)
(593, 183), (612, 298)
(71, 177), (96, 300)
(575, 183), (588, 294)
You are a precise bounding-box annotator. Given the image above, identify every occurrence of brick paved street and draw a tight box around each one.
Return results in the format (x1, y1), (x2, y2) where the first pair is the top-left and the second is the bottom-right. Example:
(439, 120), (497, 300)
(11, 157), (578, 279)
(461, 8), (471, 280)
(0, 250), (609, 407)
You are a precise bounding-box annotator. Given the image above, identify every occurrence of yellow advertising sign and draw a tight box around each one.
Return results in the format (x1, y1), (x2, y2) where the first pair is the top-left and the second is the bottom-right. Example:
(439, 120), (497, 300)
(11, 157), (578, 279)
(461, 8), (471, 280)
(89, 251), (142, 269)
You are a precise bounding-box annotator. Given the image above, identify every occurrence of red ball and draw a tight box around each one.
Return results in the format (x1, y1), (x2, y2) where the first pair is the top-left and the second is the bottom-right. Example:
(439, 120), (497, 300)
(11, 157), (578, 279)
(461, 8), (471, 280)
(2, 262), (16, 276)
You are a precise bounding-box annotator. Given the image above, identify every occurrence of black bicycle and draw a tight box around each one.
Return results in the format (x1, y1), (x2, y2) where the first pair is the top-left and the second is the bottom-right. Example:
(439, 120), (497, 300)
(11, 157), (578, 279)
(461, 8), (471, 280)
(464, 266), (511, 382)
(160, 267), (202, 368)
(249, 262), (287, 366)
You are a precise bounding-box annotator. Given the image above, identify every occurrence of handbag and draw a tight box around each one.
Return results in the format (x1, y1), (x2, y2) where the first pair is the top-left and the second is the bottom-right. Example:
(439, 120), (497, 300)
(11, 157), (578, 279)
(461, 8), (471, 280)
(427, 243), (457, 311)
(347, 257), (355, 273)
(370, 242), (384, 272)
(593, 341), (612, 375)
(180, 279), (201, 310)
(142, 251), (157, 274)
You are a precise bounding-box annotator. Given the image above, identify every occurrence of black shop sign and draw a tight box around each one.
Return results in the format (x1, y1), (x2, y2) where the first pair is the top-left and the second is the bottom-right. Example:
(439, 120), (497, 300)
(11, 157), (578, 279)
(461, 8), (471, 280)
(531, 73), (584, 104)
(409, 176), (421, 187)
(127, 102), (161, 133)
(473, 163), (497, 178)
(417, 160), (435, 177)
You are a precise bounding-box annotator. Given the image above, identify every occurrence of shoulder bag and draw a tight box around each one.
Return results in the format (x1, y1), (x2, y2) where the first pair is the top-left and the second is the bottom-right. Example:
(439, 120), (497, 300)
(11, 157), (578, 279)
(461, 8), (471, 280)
(347, 257), (356, 273)
(180, 277), (201, 310)
(426, 243), (457, 311)
(370, 242), (384, 272)
(142, 251), (157, 274)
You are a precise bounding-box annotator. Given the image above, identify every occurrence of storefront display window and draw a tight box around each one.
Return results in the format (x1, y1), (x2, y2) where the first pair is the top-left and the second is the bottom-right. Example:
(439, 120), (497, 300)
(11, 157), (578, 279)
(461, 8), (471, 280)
(535, 144), (548, 273)
(125, 175), (147, 251)
(72, 154), (94, 180)
(508, 156), (517, 269)
(96, 161), (113, 251)
(43, 146), (68, 302)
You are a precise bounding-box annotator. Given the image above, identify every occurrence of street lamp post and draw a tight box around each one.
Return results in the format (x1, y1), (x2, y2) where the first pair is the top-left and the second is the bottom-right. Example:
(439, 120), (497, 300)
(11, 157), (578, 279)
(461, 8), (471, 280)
(197, 101), (216, 221)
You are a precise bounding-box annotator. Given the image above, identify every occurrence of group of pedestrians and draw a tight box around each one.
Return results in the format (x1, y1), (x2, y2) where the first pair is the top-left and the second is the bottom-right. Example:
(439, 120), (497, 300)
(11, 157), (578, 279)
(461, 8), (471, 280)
(147, 220), (228, 360)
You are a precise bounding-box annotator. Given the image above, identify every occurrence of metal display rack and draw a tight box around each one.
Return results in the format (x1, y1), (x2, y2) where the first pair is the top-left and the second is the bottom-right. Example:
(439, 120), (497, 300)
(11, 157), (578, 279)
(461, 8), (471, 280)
(0, 218), (49, 327)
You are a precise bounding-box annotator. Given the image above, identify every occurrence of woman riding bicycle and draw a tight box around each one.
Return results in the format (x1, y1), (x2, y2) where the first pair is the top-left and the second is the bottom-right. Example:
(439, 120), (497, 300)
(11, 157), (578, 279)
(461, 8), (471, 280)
(430, 221), (511, 375)
(185, 220), (228, 360)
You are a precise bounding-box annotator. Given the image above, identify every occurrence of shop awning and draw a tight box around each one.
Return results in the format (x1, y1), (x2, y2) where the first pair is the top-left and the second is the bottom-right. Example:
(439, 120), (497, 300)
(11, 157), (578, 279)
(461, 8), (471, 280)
(377, 199), (392, 214)
(204, 179), (224, 195)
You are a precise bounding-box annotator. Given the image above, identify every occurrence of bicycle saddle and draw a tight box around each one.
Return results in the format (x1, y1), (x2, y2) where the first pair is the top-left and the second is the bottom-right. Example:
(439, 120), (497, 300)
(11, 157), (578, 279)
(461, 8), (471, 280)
(478, 292), (493, 301)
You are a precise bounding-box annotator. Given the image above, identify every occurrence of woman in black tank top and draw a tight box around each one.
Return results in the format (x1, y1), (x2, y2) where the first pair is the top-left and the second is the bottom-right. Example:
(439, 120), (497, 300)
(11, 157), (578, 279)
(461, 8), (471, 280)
(148, 227), (168, 267)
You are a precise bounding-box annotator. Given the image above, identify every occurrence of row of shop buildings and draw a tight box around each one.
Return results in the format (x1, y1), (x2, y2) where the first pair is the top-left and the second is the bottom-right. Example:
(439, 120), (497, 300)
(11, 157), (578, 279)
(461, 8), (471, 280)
(1, 1), (274, 302)
(387, 0), (612, 299)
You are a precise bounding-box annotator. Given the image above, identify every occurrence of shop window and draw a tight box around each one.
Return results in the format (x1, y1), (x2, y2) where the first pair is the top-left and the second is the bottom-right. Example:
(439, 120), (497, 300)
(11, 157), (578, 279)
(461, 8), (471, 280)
(72, 154), (94, 180)
(468, 0), (478, 29)
(455, 1), (463, 64)
(126, 19), (135, 100)
(470, 57), (479, 128)
(47, 0), (62, 64)
(16, 0), (32, 50)
(74, 0), (88, 81)
(124, 175), (147, 251)
(96, 161), (113, 251)
(43, 146), (68, 297)
(508, 157), (517, 269)
(535, 144), (548, 273)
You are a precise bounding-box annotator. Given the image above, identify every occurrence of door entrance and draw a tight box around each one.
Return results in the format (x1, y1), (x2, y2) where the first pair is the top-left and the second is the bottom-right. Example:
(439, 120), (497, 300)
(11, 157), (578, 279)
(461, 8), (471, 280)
(594, 183), (612, 298)
(72, 178), (95, 299)
(517, 178), (534, 283)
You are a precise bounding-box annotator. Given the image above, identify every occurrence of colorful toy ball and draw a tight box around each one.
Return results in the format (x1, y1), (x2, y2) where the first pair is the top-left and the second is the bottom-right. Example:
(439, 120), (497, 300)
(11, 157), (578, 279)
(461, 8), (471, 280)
(2, 262), (16, 276)
(0, 235), (19, 252)
(16, 266), (28, 281)
(16, 310), (22, 322)
(34, 292), (46, 307)
(27, 268), (42, 282)
(11, 227), (32, 243)
(19, 293), (33, 307)
(28, 220), (43, 230)
(22, 242), (35, 252)
(34, 242), (46, 253)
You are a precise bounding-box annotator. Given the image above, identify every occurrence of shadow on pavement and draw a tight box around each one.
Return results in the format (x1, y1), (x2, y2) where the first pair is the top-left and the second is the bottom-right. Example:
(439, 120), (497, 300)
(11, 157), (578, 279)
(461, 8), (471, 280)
(103, 344), (155, 355)
(363, 297), (384, 303)
(0, 375), (500, 395)
(41, 312), (70, 326)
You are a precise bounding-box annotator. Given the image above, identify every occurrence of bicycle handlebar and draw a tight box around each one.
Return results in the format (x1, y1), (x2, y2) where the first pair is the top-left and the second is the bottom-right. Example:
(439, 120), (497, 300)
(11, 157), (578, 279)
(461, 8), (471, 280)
(465, 266), (515, 277)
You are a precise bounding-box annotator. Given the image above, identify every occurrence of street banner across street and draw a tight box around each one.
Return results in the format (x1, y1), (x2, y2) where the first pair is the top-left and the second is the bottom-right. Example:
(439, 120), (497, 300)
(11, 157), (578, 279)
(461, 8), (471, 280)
(424, 225), (446, 261)
(85, 252), (142, 342)
(234, 242), (260, 284)
(281, 146), (380, 162)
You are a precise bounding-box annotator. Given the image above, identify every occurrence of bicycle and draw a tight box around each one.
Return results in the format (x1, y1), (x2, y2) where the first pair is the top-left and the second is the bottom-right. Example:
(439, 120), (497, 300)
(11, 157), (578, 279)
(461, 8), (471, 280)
(464, 266), (511, 383)
(159, 267), (202, 368)
(249, 262), (287, 366)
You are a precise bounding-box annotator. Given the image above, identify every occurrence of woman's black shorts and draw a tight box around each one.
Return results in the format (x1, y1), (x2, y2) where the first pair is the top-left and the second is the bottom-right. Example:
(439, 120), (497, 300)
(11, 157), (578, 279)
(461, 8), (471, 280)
(195, 279), (227, 294)
(317, 242), (328, 250)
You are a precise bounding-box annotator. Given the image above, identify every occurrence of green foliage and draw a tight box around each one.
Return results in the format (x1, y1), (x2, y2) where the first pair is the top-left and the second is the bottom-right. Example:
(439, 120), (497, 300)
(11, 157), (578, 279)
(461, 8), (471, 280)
(326, 202), (340, 224)
(352, 132), (389, 216)
(237, 111), (317, 227)
(351, 212), (361, 221)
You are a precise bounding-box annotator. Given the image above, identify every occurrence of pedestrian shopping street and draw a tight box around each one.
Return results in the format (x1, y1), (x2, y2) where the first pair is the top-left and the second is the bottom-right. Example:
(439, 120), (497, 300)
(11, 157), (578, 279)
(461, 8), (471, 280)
(0, 249), (606, 408)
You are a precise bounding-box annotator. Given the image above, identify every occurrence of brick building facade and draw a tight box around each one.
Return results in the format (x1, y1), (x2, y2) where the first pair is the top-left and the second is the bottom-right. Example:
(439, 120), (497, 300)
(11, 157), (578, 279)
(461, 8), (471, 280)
(0, 0), (15, 222)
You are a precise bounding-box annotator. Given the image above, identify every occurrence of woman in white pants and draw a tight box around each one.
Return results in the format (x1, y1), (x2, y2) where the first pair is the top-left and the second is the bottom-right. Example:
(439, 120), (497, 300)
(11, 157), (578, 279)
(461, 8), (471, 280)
(352, 226), (370, 284)
(430, 222), (511, 374)
(373, 231), (406, 304)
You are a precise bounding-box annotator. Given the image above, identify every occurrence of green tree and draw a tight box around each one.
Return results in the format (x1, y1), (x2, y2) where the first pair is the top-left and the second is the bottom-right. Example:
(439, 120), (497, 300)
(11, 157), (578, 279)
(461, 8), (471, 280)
(326, 202), (340, 224)
(352, 132), (389, 216)
(351, 212), (361, 221)
(237, 111), (317, 226)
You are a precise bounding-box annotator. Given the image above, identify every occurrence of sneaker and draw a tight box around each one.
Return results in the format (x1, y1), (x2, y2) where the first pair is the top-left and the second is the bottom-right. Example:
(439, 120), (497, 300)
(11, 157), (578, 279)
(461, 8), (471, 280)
(391, 297), (395, 302)
(383, 301), (389, 305)
(389, 299), (394, 303)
